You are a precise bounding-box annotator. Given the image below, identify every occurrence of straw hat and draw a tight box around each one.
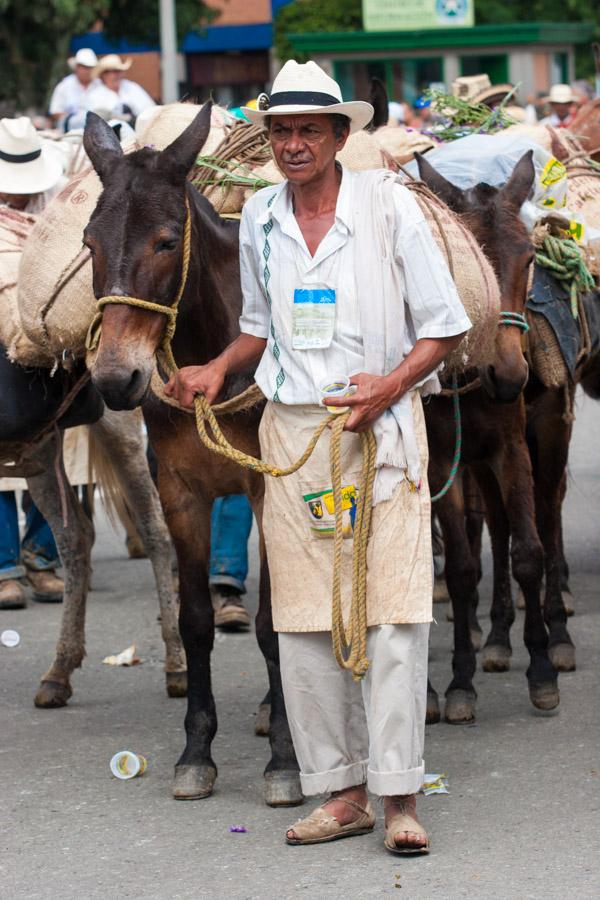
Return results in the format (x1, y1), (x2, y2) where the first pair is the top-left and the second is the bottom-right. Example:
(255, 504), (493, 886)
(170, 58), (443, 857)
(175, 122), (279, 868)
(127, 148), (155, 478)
(471, 83), (515, 107)
(93, 54), (132, 78)
(0, 117), (63, 195)
(547, 84), (575, 104)
(68, 48), (98, 70)
(242, 60), (374, 134)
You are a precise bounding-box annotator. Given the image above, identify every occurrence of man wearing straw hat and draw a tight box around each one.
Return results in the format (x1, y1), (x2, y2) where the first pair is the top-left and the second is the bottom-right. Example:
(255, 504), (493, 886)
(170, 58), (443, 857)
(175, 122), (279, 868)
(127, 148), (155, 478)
(540, 84), (577, 129)
(86, 55), (155, 124)
(167, 61), (470, 854)
(49, 48), (100, 131)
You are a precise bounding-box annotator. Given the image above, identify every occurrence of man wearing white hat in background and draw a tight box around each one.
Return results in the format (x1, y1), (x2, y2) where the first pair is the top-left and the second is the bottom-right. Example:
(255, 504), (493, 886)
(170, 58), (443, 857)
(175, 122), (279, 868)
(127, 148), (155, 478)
(85, 54), (155, 124)
(540, 84), (577, 128)
(0, 116), (68, 608)
(49, 48), (100, 131)
(167, 60), (470, 854)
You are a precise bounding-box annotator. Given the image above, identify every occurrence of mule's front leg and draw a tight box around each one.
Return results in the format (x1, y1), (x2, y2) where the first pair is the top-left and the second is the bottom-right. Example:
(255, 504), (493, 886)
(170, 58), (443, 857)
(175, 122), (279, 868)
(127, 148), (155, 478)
(253, 509), (302, 807)
(26, 432), (94, 708)
(91, 410), (187, 697)
(161, 479), (217, 800)
(436, 480), (479, 724)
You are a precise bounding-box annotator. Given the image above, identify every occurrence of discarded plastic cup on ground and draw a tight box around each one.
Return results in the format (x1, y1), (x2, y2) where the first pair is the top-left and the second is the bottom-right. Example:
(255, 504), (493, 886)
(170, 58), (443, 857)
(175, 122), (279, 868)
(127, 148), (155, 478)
(1, 629), (20, 648)
(109, 750), (148, 780)
(318, 376), (352, 415)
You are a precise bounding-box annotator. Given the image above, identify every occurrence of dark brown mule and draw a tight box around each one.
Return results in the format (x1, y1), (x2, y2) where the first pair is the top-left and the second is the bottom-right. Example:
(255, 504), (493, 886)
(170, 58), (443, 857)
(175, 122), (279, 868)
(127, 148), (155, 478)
(570, 99), (600, 161)
(83, 104), (302, 806)
(416, 152), (560, 724)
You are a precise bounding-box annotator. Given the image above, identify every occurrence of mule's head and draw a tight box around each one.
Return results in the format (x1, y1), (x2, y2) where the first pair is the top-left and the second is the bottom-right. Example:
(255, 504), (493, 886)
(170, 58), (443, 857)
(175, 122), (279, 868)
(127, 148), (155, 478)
(83, 103), (212, 409)
(416, 151), (535, 403)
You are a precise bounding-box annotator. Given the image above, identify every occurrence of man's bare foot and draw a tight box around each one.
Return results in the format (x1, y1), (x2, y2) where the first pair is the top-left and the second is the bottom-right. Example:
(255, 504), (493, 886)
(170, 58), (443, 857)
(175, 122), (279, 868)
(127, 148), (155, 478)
(286, 784), (368, 841)
(383, 793), (429, 852)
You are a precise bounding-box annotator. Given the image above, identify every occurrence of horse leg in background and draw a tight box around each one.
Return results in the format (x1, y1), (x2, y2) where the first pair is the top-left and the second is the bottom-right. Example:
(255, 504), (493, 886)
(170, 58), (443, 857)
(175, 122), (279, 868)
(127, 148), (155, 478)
(557, 472), (575, 616)
(461, 469), (484, 650)
(435, 478), (480, 724)
(528, 387), (576, 672)
(472, 463), (515, 674)
(26, 431), (94, 708)
(426, 678), (441, 725)
(255, 688), (271, 736)
(89, 408), (187, 696)
(252, 498), (302, 807)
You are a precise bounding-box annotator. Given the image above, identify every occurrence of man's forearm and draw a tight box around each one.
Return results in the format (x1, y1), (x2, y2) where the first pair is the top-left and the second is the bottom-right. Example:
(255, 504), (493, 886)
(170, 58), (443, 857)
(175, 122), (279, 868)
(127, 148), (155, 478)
(384, 334), (465, 403)
(216, 333), (267, 376)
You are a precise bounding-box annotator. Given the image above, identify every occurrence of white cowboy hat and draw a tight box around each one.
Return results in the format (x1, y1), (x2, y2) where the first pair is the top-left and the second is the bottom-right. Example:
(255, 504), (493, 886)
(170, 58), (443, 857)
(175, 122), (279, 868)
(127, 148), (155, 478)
(68, 48), (98, 70)
(92, 54), (132, 78)
(0, 117), (63, 195)
(548, 84), (575, 104)
(242, 60), (374, 134)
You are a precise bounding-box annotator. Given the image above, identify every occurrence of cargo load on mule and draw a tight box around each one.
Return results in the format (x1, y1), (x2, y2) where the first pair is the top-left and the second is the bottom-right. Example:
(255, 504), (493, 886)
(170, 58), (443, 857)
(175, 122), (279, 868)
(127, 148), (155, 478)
(17, 101), (499, 373)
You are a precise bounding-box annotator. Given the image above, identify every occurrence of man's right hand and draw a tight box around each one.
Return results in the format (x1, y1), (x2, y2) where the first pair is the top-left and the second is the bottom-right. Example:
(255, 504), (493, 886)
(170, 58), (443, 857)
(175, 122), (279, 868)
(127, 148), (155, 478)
(164, 360), (226, 409)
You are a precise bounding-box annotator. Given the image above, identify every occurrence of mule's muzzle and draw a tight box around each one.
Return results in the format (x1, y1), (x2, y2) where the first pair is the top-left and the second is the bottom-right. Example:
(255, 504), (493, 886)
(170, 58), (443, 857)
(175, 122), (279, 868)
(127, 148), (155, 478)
(92, 366), (149, 411)
(479, 363), (529, 404)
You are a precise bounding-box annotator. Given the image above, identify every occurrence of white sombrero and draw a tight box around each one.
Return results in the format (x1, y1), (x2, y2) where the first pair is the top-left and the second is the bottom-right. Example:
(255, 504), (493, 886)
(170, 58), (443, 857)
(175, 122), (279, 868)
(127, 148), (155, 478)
(0, 117), (63, 195)
(92, 54), (132, 79)
(242, 60), (374, 135)
(68, 48), (98, 70)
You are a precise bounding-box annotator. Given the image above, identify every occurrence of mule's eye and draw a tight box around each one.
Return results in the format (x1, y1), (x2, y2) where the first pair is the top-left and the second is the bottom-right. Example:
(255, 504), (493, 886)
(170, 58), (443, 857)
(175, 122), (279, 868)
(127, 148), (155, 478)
(155, 238), (178, 253)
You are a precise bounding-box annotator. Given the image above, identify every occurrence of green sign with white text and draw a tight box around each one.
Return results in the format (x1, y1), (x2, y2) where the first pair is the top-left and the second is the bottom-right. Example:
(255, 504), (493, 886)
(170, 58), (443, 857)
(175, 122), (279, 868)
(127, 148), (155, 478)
(363, 0), (474, 32)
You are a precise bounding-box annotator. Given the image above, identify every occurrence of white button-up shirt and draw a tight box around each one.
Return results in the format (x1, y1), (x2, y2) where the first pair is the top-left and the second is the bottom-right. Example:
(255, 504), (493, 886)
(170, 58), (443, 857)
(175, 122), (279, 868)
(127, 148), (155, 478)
(49, 74), (99, 119)
(239, 166), (471, 405)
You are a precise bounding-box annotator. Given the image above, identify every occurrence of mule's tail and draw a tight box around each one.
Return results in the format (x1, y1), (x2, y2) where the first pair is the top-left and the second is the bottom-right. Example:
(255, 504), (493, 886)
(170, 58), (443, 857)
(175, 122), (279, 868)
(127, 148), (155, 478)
(88, 420), (140, 545)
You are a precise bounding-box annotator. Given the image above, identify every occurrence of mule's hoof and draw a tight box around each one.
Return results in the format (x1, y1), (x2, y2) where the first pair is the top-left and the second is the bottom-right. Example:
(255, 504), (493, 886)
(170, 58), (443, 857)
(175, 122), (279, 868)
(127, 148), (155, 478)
(529, 682), (560, 711)
(471, 628), (483, 653)
(34, 680), (72, 709)
(166, 670), (188, 698)
(426, 692), (441, 725)
(264, 770), (303, 808)
(548, 643), (576, 672)
(172, 764), (216, 800)
(482, 644), (512, 672)
(445, 690), (476, 724)
(255, 703), (270, 737)
(562, 591), (574, 617)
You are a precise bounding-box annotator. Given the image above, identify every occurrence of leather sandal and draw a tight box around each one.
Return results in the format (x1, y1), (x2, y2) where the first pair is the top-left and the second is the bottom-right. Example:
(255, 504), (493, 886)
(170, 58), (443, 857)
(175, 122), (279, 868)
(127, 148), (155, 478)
(384, 809), (430, 855)
(286, 797), (375, 845)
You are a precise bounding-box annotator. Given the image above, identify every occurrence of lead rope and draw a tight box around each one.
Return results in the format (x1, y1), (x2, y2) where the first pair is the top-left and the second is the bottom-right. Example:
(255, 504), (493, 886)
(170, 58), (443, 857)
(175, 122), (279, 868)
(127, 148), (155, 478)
(87, 197), (372, 680)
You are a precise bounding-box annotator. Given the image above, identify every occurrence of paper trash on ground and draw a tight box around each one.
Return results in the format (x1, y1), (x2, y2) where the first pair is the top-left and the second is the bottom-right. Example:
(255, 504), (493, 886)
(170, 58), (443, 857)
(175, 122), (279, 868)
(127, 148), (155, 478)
(102, 645), (142, 666)
(422, 773), (449, 795)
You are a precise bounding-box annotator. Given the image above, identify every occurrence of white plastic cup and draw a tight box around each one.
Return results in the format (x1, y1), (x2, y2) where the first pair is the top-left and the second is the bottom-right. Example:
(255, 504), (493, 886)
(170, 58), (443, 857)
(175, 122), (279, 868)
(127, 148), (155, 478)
(109, 750), (148, 780)
(1, 629), (20, 648)
(318, 376), (352, 415)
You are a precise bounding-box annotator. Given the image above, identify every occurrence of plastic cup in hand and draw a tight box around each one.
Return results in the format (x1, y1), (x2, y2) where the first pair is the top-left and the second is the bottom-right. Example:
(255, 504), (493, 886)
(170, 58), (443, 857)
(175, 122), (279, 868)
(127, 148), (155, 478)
(318, 376), (352, 415)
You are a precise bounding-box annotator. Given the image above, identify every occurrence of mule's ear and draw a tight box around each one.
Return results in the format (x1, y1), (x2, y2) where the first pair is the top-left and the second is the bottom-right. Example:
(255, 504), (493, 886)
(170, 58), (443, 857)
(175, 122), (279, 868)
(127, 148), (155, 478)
(84, 112), (123, 181)
(368, 77), (388, 131)
(502, 150), (535, 211)
(159, 101), (213, 180)
(415, 152), (464, 212)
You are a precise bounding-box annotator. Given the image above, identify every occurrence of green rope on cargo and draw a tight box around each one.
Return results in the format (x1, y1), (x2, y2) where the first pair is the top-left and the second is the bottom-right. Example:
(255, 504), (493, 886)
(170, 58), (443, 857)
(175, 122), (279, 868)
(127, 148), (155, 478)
(535, 235), (595, 320)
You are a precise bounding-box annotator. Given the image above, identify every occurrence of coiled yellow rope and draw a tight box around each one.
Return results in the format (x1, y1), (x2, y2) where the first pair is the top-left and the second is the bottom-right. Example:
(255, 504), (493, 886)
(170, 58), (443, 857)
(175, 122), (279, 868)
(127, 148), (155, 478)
(87, 196), (373, 679)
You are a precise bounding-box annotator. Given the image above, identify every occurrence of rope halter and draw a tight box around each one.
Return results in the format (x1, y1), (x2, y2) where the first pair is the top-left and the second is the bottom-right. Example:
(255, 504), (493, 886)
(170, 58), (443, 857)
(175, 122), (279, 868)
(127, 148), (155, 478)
(85, 196), (192, 372)
(499, 310), (529, 332)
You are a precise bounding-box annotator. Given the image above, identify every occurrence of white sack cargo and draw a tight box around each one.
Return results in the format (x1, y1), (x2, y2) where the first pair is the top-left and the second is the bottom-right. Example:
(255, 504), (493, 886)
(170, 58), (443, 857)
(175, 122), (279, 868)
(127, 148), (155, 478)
(0, 208), (53, 367)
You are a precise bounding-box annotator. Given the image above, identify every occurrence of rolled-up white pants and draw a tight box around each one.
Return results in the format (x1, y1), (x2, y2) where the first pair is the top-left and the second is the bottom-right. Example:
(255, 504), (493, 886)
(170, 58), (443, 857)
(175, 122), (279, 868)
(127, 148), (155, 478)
(279, 623), (429, 797)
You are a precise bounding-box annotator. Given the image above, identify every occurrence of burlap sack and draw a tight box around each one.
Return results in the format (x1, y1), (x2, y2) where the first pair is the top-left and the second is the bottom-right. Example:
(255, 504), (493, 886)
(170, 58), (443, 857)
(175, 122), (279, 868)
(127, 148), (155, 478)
(138, 102), (230, 156)
(0, 208), (53, 367)
(503, 124), (553, 152)
(375, 125), (436, 165)
(337, 129), (387, 171)
(18, 166), (101, 362)
(406, 184), (500, 370)
(527, 310), (568, 388)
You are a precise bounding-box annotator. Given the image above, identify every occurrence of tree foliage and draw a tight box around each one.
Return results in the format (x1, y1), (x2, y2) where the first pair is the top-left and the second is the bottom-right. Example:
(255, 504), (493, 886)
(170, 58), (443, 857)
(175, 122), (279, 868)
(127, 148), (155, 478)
(0, 0), (216, 113)
(274, 0), (599, 79)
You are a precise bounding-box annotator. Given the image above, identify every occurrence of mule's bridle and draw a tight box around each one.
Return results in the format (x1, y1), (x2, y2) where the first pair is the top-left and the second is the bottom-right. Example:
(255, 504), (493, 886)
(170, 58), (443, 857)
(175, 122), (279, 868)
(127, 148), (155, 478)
(85, 197), (192, 374)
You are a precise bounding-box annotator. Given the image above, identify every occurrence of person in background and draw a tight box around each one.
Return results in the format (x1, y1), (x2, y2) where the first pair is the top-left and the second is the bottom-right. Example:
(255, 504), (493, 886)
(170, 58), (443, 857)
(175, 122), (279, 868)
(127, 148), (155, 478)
(85, 55), (155, 124)
(539, 84), (577, 129)
(0, 115), (68, 608)
(48, 48), (99, 132)
(210, 495), (253, 630)
(388, 101), (407, 125)
(408, 96), (433, 130)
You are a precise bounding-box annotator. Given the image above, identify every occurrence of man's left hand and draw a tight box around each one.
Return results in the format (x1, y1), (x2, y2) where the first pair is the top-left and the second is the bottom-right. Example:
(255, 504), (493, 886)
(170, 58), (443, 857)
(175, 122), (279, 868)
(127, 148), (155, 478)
(326, 372), (400, 432)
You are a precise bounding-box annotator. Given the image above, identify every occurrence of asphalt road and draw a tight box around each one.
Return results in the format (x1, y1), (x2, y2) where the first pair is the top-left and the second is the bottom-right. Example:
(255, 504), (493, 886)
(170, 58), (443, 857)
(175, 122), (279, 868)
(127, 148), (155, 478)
(1, 390), (599, 900)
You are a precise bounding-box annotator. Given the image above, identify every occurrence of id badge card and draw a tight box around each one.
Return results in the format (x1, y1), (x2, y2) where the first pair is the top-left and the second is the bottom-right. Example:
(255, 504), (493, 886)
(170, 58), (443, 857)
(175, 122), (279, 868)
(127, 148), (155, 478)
(292, 287), (336, 350)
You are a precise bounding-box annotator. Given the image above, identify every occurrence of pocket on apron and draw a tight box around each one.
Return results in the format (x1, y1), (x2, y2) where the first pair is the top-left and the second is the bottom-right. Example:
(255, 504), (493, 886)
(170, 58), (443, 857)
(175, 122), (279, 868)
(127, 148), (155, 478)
(300, 472), (361, 540)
